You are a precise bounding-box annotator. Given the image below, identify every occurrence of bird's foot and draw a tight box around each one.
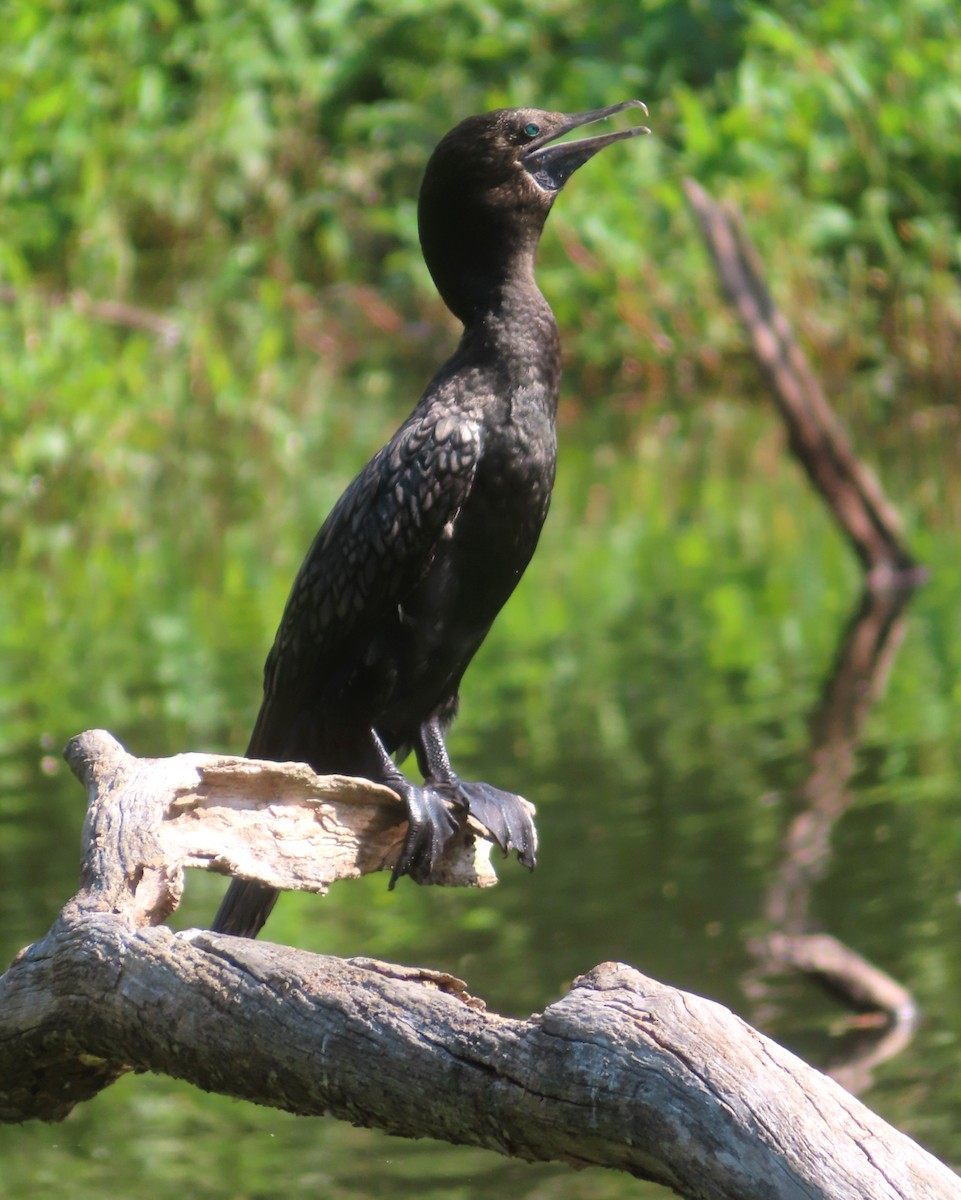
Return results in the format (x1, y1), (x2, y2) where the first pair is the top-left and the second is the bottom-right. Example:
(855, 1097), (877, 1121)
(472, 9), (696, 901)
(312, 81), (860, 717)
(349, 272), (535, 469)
(390, 783), (463, 889)
(438, 780), (538, 870)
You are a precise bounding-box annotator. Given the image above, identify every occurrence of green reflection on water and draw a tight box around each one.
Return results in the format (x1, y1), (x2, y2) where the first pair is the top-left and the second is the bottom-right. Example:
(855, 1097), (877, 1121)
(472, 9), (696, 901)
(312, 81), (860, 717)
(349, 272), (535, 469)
(2, 397), (960, 1194)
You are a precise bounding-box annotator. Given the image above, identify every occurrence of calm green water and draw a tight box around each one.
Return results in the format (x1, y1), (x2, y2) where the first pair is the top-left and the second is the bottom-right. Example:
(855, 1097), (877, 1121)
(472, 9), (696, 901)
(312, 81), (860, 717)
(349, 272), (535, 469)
(2, 397), (960, 1197)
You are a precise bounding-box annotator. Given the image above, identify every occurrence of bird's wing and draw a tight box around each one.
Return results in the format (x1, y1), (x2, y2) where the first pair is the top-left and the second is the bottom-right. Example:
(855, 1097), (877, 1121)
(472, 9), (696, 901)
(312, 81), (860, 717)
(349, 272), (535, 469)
(248, 407), (482, 755)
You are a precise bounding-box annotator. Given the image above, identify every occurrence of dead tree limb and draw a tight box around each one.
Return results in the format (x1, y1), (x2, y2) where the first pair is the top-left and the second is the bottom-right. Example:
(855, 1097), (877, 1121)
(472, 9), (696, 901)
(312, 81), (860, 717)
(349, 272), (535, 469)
(683, 178), (924, 589)
(2, 732), (959, 1200)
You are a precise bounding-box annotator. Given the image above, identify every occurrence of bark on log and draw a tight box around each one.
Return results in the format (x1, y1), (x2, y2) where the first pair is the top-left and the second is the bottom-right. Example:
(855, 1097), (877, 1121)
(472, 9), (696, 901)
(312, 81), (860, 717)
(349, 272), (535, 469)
(682, 178), (924, 589)
(2, 731), (959, 1200)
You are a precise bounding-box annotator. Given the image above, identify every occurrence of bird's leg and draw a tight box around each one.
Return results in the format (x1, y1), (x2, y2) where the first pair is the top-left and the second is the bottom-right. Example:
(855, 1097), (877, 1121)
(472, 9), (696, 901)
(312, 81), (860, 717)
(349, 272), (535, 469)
(368, 729), (462, 888)
(415, 716), (538, 870)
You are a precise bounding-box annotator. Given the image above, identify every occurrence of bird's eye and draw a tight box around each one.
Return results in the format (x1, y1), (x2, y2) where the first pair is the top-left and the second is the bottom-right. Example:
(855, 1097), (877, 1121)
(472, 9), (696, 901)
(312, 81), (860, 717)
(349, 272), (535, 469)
(524, 122), (540, 138)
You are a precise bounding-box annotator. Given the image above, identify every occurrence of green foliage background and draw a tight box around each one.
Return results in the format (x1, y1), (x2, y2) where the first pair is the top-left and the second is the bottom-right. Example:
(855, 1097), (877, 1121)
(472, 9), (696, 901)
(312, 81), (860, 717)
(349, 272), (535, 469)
(4, 0), (959, 765)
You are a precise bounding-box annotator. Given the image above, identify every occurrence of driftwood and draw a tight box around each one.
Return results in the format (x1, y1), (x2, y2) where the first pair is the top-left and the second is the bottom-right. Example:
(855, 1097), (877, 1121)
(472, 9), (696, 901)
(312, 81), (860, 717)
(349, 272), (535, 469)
(683, 178), (924, 589)
(2, 732), (959, 1198)
(66, 727), (498, 918)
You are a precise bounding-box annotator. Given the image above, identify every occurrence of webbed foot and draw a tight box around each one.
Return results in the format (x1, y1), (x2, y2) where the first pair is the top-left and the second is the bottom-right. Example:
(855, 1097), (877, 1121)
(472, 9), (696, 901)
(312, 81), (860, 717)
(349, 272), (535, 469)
(441, 780), (538, 870)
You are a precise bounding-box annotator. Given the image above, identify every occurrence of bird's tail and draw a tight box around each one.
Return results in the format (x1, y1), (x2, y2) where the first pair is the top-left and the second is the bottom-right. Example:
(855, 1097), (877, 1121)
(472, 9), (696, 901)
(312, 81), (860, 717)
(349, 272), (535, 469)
(211, 878), (280, 938)
(213, 692), (333, 936)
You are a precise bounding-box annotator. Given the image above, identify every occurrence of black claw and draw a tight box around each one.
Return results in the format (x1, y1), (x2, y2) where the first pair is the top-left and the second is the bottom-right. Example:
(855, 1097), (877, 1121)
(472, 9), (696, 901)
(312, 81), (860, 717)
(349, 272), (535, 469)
(388, 774), (537, 887)
(390, 784), (461, 888)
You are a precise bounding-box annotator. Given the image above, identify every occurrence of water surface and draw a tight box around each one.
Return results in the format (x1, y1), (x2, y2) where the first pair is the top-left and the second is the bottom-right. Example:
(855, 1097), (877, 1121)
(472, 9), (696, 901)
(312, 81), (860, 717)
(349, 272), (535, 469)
(2, 398), (959, 1197)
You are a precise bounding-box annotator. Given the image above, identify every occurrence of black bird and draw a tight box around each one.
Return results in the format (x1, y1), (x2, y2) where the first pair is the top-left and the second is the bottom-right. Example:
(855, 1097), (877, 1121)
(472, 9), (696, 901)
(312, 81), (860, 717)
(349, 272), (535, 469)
(213, 102), (649, 938)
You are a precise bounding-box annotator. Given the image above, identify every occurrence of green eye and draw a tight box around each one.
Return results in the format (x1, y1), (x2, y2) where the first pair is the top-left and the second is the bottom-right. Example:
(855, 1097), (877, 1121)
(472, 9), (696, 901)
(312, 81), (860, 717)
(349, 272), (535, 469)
(524, 122), (540, 137)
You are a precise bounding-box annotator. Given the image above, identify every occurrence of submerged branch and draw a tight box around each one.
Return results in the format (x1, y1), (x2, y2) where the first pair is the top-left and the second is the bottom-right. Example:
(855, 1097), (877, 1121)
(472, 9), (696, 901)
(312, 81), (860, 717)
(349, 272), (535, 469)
(745, 586), (921, 1091)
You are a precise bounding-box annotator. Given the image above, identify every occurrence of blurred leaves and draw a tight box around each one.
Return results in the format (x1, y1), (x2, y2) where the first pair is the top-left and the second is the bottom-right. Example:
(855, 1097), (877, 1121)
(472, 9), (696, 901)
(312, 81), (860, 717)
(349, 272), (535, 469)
(2, 0), (959, 390)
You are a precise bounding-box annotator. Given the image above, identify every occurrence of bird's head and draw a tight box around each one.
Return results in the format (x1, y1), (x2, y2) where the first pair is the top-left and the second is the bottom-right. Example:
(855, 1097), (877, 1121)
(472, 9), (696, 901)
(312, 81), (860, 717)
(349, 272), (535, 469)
(418, 102), (650, 321)
(423, 101), (649, 211)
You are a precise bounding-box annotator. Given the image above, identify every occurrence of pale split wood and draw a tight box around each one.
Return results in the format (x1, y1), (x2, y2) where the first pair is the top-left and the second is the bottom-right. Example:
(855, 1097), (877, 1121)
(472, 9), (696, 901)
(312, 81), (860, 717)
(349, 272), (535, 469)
(64, 728), (498, 927)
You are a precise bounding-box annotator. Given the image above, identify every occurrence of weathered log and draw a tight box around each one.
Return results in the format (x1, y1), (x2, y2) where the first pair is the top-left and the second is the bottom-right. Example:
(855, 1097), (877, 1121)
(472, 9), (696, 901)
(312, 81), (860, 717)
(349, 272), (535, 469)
(683, 178), (924, 589)
(2, 732), (959, 1200)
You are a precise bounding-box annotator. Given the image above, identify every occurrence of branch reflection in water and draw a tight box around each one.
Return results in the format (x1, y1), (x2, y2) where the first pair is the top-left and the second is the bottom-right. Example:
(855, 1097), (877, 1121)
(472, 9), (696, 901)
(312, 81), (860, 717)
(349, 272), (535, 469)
(746, 582), (922, 1093)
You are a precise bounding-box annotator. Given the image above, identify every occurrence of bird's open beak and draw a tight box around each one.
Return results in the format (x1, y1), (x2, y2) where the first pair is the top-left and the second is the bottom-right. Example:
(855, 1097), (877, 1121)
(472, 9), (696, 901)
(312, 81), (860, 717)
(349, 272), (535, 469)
(520, 100), (650, 192)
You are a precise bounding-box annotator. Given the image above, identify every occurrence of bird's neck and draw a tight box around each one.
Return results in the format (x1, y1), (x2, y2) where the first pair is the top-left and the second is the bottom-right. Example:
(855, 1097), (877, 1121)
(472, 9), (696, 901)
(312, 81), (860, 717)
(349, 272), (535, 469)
(466, 274), (560, 372)
(423, 197), (551, 318)
(427, 278), (560, 437)
(423, 208), (563, 413)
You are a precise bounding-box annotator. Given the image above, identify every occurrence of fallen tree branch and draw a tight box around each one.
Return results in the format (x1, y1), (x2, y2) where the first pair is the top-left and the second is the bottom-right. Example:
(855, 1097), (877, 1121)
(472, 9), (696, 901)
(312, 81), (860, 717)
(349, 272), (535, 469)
(758, 931), (916, 1021)
(8, 928), (960, 1199)
(683, 179), (924, 589)
(2, 732), (959, 1199)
